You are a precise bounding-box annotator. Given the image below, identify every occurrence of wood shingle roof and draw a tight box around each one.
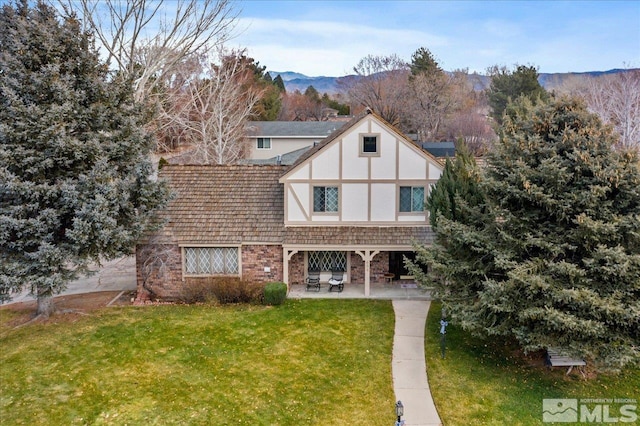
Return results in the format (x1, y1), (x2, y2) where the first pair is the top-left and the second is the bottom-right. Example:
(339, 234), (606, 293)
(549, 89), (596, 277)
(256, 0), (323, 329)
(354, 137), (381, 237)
(284, 226), (435, 246)
(157, 165), (287, 244)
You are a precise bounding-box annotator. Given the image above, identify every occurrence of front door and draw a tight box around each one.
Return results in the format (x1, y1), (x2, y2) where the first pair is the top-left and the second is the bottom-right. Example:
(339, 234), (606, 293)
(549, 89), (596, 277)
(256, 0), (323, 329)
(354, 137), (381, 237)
(388, 251), (416, 279)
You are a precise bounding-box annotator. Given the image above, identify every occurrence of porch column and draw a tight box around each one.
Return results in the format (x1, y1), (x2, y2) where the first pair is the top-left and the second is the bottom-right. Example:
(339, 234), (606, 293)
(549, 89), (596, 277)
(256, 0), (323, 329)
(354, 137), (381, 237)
(355, 250), (379, 297)
(282, 248), (299, 288)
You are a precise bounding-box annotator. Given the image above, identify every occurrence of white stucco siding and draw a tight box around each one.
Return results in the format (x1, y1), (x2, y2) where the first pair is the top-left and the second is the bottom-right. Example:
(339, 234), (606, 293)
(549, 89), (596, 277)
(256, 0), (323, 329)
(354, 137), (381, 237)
(288, 163), (310, 180)
(287, 190), (307, 221)
(370, 183), (397, 221)
(342, 184), (369, 221)
(398, 214), (427, 222)
(312, 143), (340, 180)
(311, 215), (340, 222)
(429, 162), (444, 180)
(398, 143), (427, 179)
(249, 138), (315, 160)
(371, 137), (397, 180)
(342, 132), (368, 179)
(290, 183), (309, 215)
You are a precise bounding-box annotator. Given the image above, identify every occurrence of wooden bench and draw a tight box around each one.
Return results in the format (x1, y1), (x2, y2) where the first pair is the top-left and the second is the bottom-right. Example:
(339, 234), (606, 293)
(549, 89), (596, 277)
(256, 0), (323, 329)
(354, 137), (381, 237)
(545, 348), (586, 375)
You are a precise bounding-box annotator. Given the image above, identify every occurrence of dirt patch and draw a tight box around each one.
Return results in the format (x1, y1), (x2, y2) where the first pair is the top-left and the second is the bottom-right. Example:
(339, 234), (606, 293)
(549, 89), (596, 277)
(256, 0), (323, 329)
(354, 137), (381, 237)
(0, 291), (135, 328)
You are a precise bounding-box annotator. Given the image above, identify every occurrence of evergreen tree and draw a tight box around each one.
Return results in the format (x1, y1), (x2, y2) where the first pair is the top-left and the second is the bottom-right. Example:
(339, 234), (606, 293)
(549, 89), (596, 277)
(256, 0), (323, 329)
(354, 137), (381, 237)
(304, 85), (321, 103)
(414, 96), (640, 371)
(321, 93), (350, 115)
(273, 74), (286, 93)
(0, 0), (168, 316)
(254, 84), (282, 121)
(409, 46), (444, 77)
(426, 139), (484, 229)
(487, 64), (549, 125)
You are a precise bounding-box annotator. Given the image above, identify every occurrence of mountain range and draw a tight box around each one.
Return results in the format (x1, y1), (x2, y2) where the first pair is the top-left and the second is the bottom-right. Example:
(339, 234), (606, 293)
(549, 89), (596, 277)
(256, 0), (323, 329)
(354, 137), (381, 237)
(267, 69), (636, 95)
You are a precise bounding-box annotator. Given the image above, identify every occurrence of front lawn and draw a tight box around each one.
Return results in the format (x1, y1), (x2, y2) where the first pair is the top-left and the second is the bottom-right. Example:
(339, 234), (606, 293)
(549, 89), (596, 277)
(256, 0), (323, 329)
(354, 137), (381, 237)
(425, 302), (640, 425)
(0, 300), (395, 425)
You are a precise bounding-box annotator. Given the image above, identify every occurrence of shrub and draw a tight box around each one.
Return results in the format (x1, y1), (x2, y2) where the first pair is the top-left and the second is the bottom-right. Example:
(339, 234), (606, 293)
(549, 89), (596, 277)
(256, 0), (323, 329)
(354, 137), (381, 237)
(181, 277), (264, 305)
(158, 157), (169, 170)
(180, 278), (214, 304)
(264, 282), (287, 306)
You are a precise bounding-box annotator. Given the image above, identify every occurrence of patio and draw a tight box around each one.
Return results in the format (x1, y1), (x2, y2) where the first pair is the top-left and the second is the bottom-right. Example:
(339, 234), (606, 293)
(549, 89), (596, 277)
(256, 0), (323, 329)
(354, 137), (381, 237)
(288, 280), (434, 300)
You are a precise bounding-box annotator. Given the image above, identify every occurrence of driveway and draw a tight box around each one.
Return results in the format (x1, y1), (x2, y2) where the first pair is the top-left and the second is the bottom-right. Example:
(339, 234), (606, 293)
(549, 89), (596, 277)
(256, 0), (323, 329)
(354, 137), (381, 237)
(1, 256), (137, 305)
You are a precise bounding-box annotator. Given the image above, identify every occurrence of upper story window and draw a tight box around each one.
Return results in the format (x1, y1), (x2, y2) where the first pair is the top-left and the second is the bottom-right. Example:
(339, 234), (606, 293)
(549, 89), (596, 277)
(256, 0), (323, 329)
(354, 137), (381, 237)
(313, 186), (339, 212)
(399, 186), (425, 212)
(257, 137), (271, 149)
(359, 133), (380, 156)
(184, 247), (239, 275)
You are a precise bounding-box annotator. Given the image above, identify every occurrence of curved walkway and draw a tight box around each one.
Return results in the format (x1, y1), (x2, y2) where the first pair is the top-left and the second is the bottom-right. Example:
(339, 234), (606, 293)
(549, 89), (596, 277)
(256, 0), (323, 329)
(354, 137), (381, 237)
(392, 300), (442, 426)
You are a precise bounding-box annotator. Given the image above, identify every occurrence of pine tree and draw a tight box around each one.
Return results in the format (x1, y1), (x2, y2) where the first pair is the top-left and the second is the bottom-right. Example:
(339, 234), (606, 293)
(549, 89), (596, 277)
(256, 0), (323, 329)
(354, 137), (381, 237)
(0, 1), (168, 316)
(414, 96), (640, 371)
(426, 139), (484, 229)
(273, 74), (286, 93)
(487, 64), (549, 125)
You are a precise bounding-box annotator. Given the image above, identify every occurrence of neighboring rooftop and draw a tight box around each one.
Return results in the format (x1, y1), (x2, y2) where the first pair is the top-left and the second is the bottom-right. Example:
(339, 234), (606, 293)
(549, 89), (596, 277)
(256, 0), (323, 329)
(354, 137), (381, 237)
(421, 142), (456, 158)
(246, 121), (346, 138)
(241, 146), (312, 166)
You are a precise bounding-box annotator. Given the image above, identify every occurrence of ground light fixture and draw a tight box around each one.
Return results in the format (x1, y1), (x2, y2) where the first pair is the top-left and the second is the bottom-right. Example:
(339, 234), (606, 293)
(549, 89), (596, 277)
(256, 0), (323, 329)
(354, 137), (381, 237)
(395, 400), (404, 425)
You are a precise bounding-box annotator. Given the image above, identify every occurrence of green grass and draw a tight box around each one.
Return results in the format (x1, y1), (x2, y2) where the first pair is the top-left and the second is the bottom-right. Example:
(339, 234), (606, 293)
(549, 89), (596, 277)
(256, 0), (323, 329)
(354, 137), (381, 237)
(425, 302), (640, 425)
(0, 300), (395, 425)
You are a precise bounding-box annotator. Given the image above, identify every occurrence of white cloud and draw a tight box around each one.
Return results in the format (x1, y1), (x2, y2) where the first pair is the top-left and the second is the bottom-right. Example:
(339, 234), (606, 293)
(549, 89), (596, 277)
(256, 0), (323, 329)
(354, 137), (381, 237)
(232, 2), (640, 76)
(234, 17), (449, 76)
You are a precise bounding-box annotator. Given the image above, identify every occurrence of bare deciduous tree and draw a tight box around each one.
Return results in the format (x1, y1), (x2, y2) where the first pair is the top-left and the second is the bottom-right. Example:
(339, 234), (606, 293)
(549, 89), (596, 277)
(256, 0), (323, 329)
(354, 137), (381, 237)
(340, 54), (410, 126)
(165, 48), (263, 164)
(444, 111), (495, 155)
(63, 0), (238, 103)
(561, 69), (640, 150)
(137, 233), (180, 300)
(441, 71), (496, 154)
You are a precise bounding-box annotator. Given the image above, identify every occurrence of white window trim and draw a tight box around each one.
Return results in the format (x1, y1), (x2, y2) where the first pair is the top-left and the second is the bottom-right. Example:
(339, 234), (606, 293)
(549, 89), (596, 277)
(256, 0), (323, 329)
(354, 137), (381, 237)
(256, 137), (272, 150)
(398, 185), (426, 214)
(182, 246), (241, 277)
(359, 133), (381, 157)
(312, 185), (340, 214)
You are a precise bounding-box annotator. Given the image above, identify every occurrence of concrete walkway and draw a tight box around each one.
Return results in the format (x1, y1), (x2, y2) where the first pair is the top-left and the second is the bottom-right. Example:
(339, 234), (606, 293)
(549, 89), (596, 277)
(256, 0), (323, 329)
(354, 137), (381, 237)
(392, 300), (442, 426)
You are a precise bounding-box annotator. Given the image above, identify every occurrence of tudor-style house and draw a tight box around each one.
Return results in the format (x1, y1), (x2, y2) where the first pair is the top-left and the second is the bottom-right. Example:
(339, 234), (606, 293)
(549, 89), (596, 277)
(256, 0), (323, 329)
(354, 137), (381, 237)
(136, 110), (444, 300)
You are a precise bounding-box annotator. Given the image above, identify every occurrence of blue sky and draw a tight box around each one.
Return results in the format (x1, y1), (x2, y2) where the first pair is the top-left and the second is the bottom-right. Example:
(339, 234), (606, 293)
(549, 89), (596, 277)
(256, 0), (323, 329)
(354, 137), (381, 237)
(233, 0), (640, 77)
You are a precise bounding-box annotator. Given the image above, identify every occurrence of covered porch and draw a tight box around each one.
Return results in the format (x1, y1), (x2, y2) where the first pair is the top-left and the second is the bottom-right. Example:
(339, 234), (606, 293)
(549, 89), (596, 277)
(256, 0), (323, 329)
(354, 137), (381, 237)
(287, 279), (433, 300)
(282, 226), (435, 298)
(283, 245), (429, 298)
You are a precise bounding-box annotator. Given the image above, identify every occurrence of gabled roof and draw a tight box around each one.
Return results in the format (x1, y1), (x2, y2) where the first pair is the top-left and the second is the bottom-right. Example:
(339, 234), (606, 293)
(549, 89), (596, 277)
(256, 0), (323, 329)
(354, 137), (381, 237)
(280, 109), (444, 180)
(246, 121), (345, 138)
(156, 165), (287, 244)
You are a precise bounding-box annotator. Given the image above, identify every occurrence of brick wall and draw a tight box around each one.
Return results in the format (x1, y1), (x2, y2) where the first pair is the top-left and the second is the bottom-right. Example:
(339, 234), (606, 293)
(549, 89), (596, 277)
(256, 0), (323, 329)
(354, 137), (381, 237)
(241, 245), (283, 282)
(135, 244), (183, 303)
(136, 244), (285, 303)
(371, 251), (390, 283)
(136, 245), (399, 302)
(289, 252), (305, 284)
(350, 251), (389, 284)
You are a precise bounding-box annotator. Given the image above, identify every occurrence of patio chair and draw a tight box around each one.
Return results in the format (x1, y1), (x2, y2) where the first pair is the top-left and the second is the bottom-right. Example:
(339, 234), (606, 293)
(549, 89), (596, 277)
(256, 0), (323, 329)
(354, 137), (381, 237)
(328, 269), (344, 293)
(305, 270), (321, 292)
